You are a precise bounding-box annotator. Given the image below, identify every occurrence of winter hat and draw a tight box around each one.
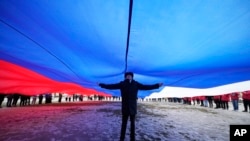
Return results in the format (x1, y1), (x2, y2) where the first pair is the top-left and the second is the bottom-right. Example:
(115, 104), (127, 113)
(124, 72), (134, 78)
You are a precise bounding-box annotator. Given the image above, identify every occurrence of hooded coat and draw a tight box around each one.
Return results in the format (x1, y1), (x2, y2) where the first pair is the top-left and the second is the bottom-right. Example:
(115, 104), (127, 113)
(99, 79), (160, 115)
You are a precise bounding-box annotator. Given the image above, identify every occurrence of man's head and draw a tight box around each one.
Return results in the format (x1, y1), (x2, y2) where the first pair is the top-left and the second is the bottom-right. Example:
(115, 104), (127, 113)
(124, 72), (134, 80)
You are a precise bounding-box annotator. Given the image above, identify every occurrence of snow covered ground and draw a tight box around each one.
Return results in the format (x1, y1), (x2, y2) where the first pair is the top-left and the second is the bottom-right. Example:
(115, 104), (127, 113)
(0, 101), (249, 141)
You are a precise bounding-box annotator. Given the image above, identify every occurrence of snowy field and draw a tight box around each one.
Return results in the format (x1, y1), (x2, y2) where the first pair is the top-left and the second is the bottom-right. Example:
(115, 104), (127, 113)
(0, 101), (249, 141)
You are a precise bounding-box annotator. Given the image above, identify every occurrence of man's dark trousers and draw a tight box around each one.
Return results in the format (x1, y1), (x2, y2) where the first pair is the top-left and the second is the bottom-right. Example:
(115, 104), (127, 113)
(120, 114), (135, 141)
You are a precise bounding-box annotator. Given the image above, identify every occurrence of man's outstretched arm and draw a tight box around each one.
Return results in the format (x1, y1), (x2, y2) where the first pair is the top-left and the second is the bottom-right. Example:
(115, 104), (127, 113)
(137, 82), (163, 90)
(98, 82), (121, 90)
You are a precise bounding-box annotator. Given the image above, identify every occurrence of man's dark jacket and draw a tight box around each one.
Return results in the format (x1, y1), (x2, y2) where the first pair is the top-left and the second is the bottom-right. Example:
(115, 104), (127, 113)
(99, 79), (160, 115)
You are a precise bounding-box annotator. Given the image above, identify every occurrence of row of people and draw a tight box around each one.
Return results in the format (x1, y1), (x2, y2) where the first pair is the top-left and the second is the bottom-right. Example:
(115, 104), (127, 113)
(2, 91), (250, 112)
(0, 93), (108, 108)
(172, 90), (250, 112)
(0, 93), (53, 108)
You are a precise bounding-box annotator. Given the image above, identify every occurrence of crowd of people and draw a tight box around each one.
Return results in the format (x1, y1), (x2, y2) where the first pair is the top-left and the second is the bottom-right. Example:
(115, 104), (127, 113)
(0, 93), (107, 108)
(167, 90), (250, 112)
(0, 93), (54, 108)
(1, 91), (250, 113)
